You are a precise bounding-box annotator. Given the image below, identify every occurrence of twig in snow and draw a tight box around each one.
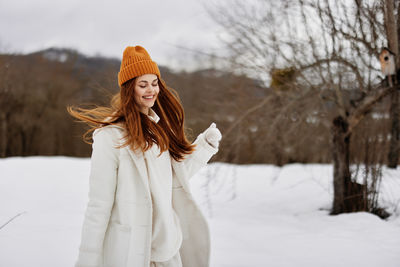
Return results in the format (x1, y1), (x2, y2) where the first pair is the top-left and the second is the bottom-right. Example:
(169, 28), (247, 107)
(0, 211), (27, 230)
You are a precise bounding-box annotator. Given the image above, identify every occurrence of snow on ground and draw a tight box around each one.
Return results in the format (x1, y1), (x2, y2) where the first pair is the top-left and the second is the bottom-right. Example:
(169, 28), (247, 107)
(0, 157), (400, 267)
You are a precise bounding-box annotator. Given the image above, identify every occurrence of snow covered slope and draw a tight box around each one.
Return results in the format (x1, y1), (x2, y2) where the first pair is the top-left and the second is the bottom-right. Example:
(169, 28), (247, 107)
(0, 157), (399, 267)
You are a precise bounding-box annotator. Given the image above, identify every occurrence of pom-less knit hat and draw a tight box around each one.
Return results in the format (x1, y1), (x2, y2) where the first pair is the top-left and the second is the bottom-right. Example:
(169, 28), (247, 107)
(118, 46), (161, 87)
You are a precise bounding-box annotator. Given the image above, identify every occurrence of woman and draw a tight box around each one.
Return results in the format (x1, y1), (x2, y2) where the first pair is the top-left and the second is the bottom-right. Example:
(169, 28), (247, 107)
(69, 45), (221, 267)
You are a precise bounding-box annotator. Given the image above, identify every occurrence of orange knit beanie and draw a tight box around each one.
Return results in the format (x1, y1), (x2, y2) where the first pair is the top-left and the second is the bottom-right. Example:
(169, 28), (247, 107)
(118, 46), (161, 87)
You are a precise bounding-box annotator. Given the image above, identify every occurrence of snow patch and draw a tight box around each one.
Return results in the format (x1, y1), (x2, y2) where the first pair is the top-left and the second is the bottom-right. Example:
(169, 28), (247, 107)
(0, 158), (399, 267)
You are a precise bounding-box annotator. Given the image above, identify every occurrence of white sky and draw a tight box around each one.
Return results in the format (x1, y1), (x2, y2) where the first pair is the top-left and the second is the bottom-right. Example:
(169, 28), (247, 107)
(0, 0), (225, 70)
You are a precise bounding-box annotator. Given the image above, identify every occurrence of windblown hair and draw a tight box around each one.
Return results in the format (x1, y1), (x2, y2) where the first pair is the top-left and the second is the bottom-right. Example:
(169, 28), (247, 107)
(68, 78), (195, 161)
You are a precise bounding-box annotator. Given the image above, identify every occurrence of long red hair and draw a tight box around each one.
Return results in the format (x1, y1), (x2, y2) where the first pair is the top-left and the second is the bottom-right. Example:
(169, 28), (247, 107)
(68, 78), (195, 161)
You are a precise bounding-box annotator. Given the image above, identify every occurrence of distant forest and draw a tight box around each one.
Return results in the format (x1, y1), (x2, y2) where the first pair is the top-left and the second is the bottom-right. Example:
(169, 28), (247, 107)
(0, 48), (393, 165)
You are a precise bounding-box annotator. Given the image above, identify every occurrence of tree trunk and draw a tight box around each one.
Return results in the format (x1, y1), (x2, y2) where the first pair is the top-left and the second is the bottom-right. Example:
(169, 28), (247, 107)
(388, 89), (400, 168)
(385, 0), (400, 168)
(331, 116), (351, 214)
(331, 116), (366, 214)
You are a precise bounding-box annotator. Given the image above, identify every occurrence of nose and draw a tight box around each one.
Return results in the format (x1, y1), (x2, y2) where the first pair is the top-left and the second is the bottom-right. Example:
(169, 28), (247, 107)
(147, 84), (158, 92)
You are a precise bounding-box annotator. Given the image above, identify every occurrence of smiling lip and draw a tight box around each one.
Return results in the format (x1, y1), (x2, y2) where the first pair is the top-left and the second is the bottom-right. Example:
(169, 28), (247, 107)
(143, 95), (155, 100)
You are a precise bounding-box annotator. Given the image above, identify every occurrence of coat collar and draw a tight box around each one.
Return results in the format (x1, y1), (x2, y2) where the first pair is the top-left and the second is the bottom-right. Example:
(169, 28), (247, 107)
(125, 146), (192, 197)
(107, 111), (192, 197)
(147, 108), (160, 123)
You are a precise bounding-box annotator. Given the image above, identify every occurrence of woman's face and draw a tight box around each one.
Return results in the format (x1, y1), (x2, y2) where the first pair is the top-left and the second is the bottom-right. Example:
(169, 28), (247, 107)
(134, 74), (160, 114)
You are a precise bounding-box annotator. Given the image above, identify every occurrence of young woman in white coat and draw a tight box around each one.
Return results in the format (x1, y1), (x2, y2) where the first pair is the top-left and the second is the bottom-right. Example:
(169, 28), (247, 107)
(69, 45), (222, 267)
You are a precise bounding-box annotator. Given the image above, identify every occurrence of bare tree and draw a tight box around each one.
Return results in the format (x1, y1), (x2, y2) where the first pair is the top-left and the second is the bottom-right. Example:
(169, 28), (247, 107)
(207, 0), (394, 214)
(0, 55), (24, 157)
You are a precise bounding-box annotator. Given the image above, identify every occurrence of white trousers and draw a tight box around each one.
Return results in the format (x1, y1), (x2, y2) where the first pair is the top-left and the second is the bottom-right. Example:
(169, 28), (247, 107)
(150, 251), (182, 267)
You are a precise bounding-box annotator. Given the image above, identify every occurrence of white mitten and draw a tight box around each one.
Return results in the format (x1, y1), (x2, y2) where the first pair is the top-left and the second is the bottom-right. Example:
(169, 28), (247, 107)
(204, 123), (222, 148)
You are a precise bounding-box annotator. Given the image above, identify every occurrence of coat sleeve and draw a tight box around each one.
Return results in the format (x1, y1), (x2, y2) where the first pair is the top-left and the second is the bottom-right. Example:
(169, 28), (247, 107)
(181, 132), (218, 179)
(75, 127), (119, 267)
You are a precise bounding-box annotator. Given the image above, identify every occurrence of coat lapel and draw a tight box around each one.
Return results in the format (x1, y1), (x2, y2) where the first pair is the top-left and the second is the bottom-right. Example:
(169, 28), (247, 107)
(109, 124), (151, 197)
(126, 148), (151, 197)
(126, 144), (192, 196)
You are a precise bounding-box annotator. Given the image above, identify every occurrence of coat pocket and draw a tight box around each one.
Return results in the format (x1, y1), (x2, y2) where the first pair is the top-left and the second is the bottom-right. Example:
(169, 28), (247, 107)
(103, 222), (131, 267)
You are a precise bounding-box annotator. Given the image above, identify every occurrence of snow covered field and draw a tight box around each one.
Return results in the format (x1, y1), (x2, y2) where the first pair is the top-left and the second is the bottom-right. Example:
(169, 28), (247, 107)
(1, 157), (400, 267)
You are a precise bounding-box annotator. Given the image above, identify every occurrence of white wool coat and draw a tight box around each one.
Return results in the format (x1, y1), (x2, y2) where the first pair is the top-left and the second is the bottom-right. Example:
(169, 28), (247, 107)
(75, 125), (218, 267)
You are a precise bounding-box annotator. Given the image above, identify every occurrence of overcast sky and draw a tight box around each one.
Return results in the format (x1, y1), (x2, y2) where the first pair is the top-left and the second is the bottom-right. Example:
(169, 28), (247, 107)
(0, 0), (225, 70)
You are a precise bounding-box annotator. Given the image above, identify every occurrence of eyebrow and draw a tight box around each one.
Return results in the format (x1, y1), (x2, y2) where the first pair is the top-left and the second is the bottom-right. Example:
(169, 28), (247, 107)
(138, 78), (158, 83)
